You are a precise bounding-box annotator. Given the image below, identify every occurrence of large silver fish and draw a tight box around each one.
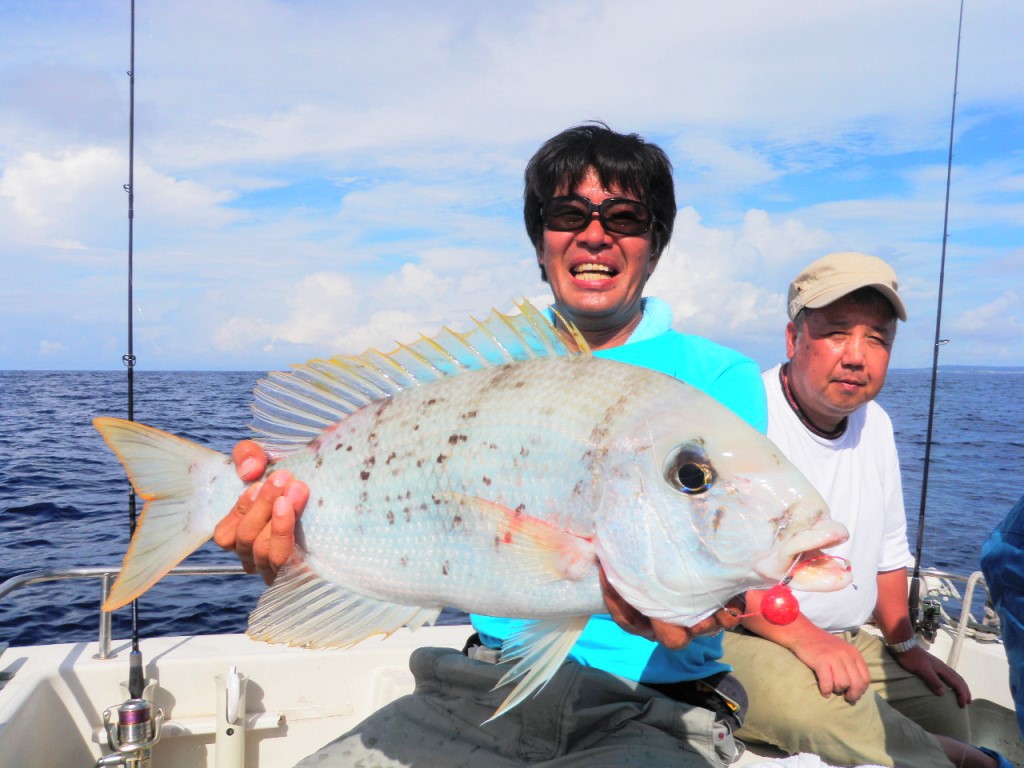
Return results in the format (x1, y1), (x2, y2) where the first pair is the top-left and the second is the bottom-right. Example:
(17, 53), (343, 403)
(94, 301), (850, 718)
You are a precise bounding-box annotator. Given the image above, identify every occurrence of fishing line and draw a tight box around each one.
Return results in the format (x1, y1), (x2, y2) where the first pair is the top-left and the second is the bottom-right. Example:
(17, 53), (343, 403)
(909, 0), (964, 627)
(122, 0), (145, 700)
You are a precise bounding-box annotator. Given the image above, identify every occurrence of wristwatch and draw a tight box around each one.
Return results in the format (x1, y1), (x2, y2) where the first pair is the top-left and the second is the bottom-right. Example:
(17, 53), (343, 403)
(887, 635), (919, 654)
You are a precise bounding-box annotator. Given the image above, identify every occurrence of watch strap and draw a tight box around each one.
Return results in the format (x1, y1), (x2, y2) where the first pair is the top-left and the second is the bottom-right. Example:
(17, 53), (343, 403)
(887, 635), (919, 654)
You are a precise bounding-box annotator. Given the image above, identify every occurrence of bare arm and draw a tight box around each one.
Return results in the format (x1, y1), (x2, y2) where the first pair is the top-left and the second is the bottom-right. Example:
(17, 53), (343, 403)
(873, 568), (971, 707)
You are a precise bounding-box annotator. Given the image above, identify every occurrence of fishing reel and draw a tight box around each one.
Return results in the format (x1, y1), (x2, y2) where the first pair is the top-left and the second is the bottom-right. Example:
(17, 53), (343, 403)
(916, 597), (942, 642)
(908, 575), (942, 642)
(95, 697), (164, 768)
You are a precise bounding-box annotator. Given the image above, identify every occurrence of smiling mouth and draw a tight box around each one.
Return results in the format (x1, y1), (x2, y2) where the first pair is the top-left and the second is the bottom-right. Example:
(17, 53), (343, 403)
(572, 263), (618, 281)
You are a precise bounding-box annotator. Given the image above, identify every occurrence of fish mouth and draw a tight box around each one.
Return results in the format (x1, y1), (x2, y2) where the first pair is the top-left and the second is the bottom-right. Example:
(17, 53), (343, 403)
(571, 262), (618, 281)
(755, 520), (852, 592)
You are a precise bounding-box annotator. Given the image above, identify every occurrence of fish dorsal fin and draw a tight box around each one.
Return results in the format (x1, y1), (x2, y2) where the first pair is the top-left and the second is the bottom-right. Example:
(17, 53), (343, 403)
(250, 300), (589, 455)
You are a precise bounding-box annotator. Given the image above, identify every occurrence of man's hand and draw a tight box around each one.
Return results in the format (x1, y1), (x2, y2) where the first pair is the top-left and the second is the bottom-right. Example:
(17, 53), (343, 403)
(872, 568), (972, 708)
(599, 566), (744, 650)
(891, 645), (972, 708)
(742, 587), (870, 703)
(212, 440), (308, 584)
(788, 628), (872, 703)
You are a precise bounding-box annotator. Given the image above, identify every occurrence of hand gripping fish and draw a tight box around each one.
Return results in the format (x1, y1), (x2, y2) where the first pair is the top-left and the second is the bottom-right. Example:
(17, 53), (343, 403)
(94, 301), (851, 719)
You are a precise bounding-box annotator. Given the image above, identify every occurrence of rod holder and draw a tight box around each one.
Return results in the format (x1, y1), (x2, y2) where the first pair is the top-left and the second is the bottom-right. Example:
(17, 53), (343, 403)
(215, 666), (248, 767)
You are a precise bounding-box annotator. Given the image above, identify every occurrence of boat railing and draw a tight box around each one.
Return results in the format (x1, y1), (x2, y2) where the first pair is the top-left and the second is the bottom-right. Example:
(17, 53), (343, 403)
(912, 568), (1002, 667)
(0, 565), (1001, 669)
(0, 565), (246, 660)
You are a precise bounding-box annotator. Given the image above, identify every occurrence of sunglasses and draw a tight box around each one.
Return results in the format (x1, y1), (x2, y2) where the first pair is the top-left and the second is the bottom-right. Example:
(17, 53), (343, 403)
(540, 195), (655, 236)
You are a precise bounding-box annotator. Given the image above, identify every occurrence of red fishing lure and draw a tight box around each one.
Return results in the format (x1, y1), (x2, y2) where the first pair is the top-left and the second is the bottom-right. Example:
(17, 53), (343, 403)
(760, 583), (800, 625)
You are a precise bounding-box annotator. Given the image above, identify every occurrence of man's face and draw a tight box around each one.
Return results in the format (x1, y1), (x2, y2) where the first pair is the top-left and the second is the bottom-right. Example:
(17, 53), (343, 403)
(538, 168), (657, 349)
(786, 295), (897, 432)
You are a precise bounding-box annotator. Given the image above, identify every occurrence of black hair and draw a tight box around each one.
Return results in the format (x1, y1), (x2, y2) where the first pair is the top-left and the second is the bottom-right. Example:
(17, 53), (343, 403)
(523, 122), (676, 279)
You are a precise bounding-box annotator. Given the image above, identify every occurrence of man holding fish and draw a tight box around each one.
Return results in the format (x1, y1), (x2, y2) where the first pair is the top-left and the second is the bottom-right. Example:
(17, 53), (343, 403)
(721, 252), (1008, 768)
(101, 124), (1001, 766)
(208, 123), (822, 767)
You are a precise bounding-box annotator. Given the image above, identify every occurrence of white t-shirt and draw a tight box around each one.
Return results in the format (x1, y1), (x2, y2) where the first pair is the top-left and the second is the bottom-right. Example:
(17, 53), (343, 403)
(763, 365), (912, 632)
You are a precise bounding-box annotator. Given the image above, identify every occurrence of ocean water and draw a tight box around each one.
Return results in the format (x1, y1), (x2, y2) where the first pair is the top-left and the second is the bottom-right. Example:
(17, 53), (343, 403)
(1, 367), (1022, 648)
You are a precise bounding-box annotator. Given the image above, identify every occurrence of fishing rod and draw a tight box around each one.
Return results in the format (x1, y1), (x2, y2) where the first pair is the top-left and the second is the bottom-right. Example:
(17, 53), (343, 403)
(121, 0), (145, 703)
(908, 0), (964, 633)
(97, 3), (165, 765)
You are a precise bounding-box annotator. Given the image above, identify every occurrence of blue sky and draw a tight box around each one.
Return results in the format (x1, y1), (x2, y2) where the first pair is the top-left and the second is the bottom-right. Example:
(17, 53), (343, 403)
(1, 0), (1022, 372)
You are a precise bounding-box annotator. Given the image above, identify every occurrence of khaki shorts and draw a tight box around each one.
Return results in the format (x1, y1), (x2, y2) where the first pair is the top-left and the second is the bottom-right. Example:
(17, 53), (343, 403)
(722, 627), (966, 768)
(294, 644), (743, 767)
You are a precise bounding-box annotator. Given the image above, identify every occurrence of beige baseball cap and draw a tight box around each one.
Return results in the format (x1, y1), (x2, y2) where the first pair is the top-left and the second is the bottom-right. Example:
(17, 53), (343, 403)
(787, 251), (907, 321)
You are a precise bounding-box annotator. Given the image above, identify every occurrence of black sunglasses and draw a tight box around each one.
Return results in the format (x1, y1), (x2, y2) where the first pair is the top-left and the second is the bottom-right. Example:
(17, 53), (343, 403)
(540, 195), (655, 236)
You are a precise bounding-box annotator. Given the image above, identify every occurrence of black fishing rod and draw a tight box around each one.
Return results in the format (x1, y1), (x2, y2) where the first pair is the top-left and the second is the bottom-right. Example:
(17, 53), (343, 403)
(122, 0), (145, 701)
(909, 0), (964, 631)
(100, 11), (165, 761)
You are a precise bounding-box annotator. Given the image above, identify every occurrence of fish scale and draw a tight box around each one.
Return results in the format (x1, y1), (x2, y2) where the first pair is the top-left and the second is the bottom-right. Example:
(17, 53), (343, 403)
(290, 356), (626, 616)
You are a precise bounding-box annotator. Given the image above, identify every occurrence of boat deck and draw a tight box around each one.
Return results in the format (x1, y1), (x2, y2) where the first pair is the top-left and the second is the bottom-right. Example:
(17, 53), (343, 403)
(1, 566), (1020, 766)
(1, 625), (1020, 767)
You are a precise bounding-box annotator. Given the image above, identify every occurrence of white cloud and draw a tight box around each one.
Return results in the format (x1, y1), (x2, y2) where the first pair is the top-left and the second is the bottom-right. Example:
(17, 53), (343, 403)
(952, 290), (1022, 334)
(0, 147), (241, 255)
(0, 148), (122, 234)
(646, 208), (827, 363)
(669, 137), (781, 195)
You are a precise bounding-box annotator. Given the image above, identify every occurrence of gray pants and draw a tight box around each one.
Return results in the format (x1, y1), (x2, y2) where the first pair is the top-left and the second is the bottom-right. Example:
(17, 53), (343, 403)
(294, 646), (742, 767)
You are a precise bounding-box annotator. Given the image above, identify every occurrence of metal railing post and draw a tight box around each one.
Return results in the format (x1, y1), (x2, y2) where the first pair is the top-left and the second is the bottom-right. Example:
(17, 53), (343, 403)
(94, 572), (117, 660)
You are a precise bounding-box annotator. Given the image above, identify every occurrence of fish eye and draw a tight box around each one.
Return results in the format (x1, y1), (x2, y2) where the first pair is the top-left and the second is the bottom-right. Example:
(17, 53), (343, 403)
(665, 447), (714, 495)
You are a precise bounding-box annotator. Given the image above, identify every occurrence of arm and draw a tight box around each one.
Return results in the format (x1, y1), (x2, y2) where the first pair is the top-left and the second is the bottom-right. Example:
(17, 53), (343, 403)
(873, 568), (971, 707)
(740, 588), (872, 702)
(212, 440), (309, 584)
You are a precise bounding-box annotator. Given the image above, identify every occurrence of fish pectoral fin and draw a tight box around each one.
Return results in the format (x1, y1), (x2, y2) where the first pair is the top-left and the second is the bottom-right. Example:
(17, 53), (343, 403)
(484, 615), (589, 722)
(247, 558), (441, 648)
(439, 491), (596, 581)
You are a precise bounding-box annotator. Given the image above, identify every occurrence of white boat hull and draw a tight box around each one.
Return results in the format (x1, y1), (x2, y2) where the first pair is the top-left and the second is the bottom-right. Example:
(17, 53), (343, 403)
(1, 621), (1020, 767)
(0, 627), (471, 767)
(2, 567), (1021, 767)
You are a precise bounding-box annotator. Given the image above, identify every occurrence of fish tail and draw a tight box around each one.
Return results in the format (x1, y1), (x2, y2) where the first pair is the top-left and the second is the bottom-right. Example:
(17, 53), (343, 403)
(93, 417), (242, 611)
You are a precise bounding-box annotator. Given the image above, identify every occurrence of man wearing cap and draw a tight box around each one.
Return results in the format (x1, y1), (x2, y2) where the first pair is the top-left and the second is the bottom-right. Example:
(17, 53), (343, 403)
(722, 252), (1005, 768)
